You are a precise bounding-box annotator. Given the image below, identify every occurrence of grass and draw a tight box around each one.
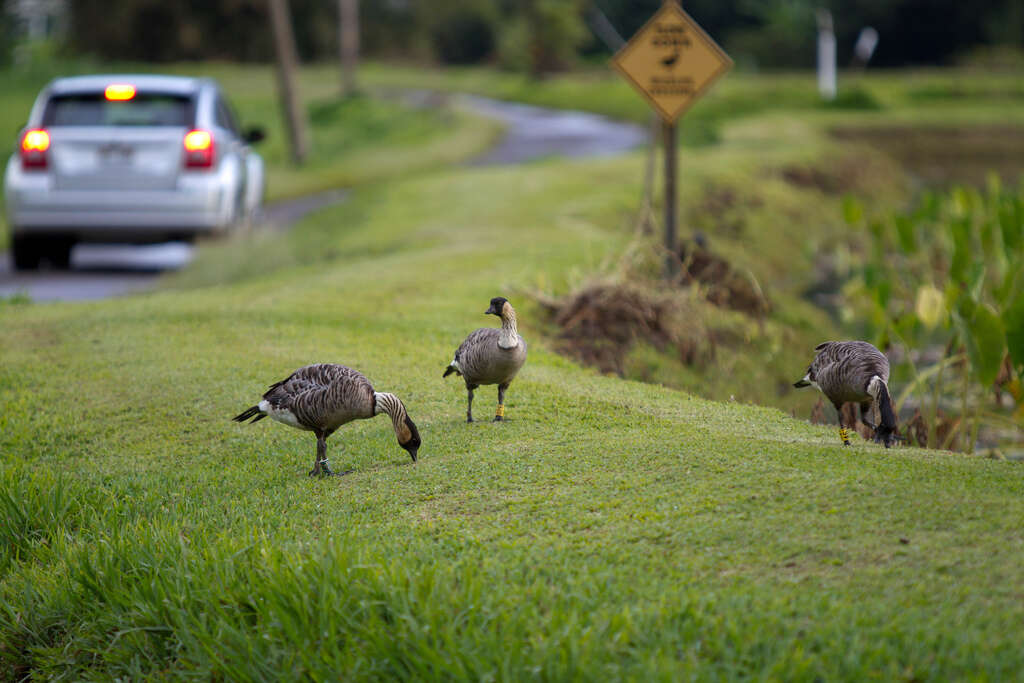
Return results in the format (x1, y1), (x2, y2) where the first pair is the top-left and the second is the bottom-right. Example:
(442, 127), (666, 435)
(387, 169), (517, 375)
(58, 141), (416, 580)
(3, 140), (1024, 678)
(2, 62), (1024, 678)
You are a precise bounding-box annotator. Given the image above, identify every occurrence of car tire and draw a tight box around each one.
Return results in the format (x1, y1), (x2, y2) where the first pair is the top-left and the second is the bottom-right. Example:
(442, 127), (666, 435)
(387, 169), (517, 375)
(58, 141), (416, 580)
(45, 238), (74, 270)
(11, 235), (43, 271)
(11, 235), (74, 271)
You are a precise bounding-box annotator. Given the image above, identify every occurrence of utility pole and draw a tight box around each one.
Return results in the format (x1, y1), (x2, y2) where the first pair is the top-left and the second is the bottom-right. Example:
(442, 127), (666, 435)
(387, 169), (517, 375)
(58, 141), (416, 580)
(268, 0), (309, 164)
(339, 0), (359, 97)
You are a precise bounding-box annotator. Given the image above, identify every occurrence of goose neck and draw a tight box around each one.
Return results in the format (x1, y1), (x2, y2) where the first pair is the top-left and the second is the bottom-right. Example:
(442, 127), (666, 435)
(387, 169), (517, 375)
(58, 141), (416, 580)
(499, 308), (519, 349)
(374, 392), (406, 431)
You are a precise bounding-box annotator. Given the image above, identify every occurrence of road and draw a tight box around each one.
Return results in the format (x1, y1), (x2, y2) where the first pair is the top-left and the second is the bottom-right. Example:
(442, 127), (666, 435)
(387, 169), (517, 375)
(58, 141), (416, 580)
(0, 96), (644, 302)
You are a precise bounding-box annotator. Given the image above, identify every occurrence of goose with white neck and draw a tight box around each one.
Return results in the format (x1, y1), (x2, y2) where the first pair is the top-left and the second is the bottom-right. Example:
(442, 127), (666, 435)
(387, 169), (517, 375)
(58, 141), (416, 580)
(444, 296), (528, 422)
(233, 363), (420, 476)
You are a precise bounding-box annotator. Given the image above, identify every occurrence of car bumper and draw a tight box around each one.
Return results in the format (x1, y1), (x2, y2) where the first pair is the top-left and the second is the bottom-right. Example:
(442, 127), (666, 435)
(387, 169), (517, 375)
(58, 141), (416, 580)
(4, 159), (236, 239)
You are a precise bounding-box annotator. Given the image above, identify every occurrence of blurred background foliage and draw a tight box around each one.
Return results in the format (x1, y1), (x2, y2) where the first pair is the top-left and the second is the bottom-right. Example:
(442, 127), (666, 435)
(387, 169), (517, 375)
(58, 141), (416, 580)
(841, 179), (1024, 452)
(0, 0), (1018, 72)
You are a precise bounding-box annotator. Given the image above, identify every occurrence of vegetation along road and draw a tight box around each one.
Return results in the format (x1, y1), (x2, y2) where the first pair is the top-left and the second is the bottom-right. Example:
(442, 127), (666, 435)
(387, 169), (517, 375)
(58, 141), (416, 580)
(0, 93), (642, 302)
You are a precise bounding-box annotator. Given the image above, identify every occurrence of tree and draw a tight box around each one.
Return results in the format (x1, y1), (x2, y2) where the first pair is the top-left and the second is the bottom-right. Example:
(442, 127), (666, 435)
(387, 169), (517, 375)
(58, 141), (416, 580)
(267, 0), (309, 164)
(338, 0), (359, 96)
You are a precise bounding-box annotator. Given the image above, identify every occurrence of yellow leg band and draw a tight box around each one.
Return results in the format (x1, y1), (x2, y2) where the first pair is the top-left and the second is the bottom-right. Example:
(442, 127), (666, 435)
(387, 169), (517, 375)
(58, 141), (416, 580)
(495, 405), (505, 418)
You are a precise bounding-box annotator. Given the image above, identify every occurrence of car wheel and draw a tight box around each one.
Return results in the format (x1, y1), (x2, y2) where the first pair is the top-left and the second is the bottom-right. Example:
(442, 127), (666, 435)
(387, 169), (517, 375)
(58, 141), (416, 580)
(11, 235), (43, 271)
(45, 238), (74, 270)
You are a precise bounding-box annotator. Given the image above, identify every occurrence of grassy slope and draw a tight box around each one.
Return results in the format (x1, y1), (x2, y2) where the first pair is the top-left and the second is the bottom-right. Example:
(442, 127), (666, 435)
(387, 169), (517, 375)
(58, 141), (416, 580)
(3, 150), (1024, 678)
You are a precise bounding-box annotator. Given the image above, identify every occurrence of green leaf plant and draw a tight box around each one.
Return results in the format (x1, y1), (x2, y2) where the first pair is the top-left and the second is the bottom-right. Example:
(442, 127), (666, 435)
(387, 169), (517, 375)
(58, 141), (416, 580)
(841, 175), (1023, 453)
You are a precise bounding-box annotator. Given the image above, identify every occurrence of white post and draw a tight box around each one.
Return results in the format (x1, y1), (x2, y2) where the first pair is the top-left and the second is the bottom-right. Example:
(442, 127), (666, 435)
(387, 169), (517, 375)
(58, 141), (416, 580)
(816, 9), (837, 101)
(852, 27), (879, 70)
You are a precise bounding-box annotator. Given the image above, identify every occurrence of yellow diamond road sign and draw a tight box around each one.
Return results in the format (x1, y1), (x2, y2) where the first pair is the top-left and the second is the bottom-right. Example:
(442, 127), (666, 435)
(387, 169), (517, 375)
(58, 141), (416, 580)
(612, 2), (732, 123)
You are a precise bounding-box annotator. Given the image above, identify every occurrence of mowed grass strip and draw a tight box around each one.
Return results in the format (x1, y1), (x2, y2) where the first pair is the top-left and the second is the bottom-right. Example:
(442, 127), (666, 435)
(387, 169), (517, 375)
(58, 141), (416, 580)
(2, 147), (1024, 679)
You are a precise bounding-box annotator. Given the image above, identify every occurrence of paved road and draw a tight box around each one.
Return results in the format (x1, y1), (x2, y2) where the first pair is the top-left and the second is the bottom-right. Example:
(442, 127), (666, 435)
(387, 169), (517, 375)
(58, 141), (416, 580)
(0, 96), (644, 302)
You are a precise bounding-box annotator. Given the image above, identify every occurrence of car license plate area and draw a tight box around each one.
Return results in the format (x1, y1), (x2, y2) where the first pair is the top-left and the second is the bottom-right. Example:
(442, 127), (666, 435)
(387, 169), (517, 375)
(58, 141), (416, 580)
(98, 143), (134, 167)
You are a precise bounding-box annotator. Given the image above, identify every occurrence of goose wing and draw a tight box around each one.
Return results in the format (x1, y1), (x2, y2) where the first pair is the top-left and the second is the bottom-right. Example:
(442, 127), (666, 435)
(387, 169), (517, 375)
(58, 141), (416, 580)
(262, 364), (374, 430)
(452, 328), (500, 377)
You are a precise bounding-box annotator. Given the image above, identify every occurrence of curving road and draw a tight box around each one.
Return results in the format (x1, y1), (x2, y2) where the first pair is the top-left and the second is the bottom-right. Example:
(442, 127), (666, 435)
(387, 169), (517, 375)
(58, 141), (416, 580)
(0, 96), (645, 302)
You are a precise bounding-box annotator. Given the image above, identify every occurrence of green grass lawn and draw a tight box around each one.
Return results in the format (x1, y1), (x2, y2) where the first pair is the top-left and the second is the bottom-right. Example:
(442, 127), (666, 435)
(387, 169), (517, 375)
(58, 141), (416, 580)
(3, 142), (1024, 679)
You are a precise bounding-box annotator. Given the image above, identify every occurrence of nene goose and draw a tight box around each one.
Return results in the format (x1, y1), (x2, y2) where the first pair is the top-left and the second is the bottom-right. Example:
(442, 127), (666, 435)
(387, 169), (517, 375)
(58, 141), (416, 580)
(443, 296), (527, 422)
(794, 341), (898, 447)
(233, 363), (420, 476)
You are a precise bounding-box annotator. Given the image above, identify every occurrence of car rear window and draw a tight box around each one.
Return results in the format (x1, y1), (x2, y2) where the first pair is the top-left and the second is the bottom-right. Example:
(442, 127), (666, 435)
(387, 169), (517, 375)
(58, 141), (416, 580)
(42, 92), (196, 127)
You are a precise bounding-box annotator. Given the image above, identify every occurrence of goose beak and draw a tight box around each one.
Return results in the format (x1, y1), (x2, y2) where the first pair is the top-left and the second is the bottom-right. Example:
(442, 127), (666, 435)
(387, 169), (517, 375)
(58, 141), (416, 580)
(793, 379), (811, 388)
(408, 448), (418, 462)
(485, 306), (497, 315)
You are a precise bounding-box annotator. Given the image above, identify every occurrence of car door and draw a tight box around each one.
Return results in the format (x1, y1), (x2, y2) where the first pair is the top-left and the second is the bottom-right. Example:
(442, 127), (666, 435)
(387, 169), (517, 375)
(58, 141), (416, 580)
(214, 94), (248, 218)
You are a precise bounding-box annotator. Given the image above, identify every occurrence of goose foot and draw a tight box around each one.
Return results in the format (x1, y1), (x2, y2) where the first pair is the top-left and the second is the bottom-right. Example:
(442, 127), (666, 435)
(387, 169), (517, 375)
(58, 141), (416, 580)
(492, 415), (503, 422)
(308, 458), (346, 477)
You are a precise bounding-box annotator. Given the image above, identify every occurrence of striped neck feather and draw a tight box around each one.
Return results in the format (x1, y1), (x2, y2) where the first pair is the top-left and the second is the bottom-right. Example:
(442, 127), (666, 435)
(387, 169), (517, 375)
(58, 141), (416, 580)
(499, 307), (519, 350)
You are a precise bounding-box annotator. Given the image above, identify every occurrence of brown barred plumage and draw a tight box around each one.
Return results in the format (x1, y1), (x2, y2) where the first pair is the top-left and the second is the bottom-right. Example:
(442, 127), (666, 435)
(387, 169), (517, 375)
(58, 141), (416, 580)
(794, 341), (898, 447)
(444, 297), (527, 422)
(233, 363), (420, 476)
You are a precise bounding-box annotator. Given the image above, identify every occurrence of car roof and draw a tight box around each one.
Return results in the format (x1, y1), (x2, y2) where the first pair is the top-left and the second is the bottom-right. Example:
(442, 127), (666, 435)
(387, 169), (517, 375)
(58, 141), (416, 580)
(45, 74), (215, 97)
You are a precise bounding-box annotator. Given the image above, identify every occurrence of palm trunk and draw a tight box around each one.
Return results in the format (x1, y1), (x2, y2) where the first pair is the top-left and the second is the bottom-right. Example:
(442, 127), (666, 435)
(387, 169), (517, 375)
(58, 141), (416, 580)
(339, 0), (359, 97)
(268, 0), (309, 164)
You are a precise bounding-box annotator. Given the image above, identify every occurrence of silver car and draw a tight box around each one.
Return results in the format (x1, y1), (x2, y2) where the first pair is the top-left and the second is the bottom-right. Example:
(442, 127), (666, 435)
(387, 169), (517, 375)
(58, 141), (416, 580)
(3, 74), (265, 270)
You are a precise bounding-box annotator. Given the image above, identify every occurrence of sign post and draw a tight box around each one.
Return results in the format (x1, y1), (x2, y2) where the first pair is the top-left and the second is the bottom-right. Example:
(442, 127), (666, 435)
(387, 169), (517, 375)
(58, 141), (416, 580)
(611, 1), (731, 278)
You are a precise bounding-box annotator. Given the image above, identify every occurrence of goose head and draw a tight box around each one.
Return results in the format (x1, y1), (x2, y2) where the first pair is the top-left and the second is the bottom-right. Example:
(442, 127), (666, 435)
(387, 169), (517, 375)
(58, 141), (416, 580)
(486, 296), (510, 317)
(398, 416), (421, 462)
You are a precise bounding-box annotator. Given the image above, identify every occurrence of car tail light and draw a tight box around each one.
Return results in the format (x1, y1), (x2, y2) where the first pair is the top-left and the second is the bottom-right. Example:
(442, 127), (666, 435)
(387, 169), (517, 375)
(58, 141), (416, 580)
(104, 83), (136, 101)
(183, 129), (214, 169)
(20, 128), (50, 170)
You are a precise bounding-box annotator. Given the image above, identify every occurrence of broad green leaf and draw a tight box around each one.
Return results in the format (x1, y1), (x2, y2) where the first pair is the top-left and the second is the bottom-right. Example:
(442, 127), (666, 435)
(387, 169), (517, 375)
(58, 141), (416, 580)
(985, 171), (1002, 198)
(874, 278), (891, 310)
(915, 284), (946, 329)
(894, 215), (916, 254)
(841, 196), (863, 226)
(967, 263), (986, 303)
(998, 198), (1022, 251)
(949, 217), (971, 283)
(952, 186), (972, 218)
(1005, 291), (1024, 370)
(956, 292), (976, 322)
(917, 191), (940, 222)
(965, 303), (1006, 387)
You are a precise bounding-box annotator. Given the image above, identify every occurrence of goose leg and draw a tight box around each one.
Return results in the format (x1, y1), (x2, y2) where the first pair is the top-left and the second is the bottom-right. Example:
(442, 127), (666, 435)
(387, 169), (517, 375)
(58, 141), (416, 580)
(494, 383), (509, 422)
(859, 401), (876, 432)
(466, 383), (478, 423)
(309, 431), (332, 477)
(834, 402), (852, 446)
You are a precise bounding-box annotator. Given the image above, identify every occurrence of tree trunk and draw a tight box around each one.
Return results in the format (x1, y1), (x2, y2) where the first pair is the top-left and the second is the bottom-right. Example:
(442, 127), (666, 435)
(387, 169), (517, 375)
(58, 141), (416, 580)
(339, 0), (359, 97)
(525, 0), (545, 80)
(267, 0), (309, 164)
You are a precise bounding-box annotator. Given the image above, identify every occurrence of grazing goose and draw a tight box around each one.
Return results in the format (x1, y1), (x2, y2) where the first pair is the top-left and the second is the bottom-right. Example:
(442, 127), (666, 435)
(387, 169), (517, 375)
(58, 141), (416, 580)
(443, 296), (527, 422)
(794, 341), (898, 447)
(233, 363), (420, 476)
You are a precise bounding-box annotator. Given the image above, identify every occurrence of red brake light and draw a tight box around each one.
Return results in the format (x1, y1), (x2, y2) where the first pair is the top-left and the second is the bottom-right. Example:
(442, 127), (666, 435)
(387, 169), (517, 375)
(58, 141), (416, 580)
(104, 84), (136, 101)
(183, 129), (214, 169)
(20, 128), (50, 170)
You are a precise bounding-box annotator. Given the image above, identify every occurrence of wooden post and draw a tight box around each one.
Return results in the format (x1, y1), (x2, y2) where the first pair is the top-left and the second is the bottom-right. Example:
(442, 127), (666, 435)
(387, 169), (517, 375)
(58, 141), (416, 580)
(268, 0), (309, 164)
(339, 0), (359, 97)
(663, 120), (678, 278)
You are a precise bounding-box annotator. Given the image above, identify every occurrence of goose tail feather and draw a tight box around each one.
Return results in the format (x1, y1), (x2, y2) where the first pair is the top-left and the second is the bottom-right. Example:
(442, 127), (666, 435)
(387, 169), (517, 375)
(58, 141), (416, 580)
(232, 405), (266, 423)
